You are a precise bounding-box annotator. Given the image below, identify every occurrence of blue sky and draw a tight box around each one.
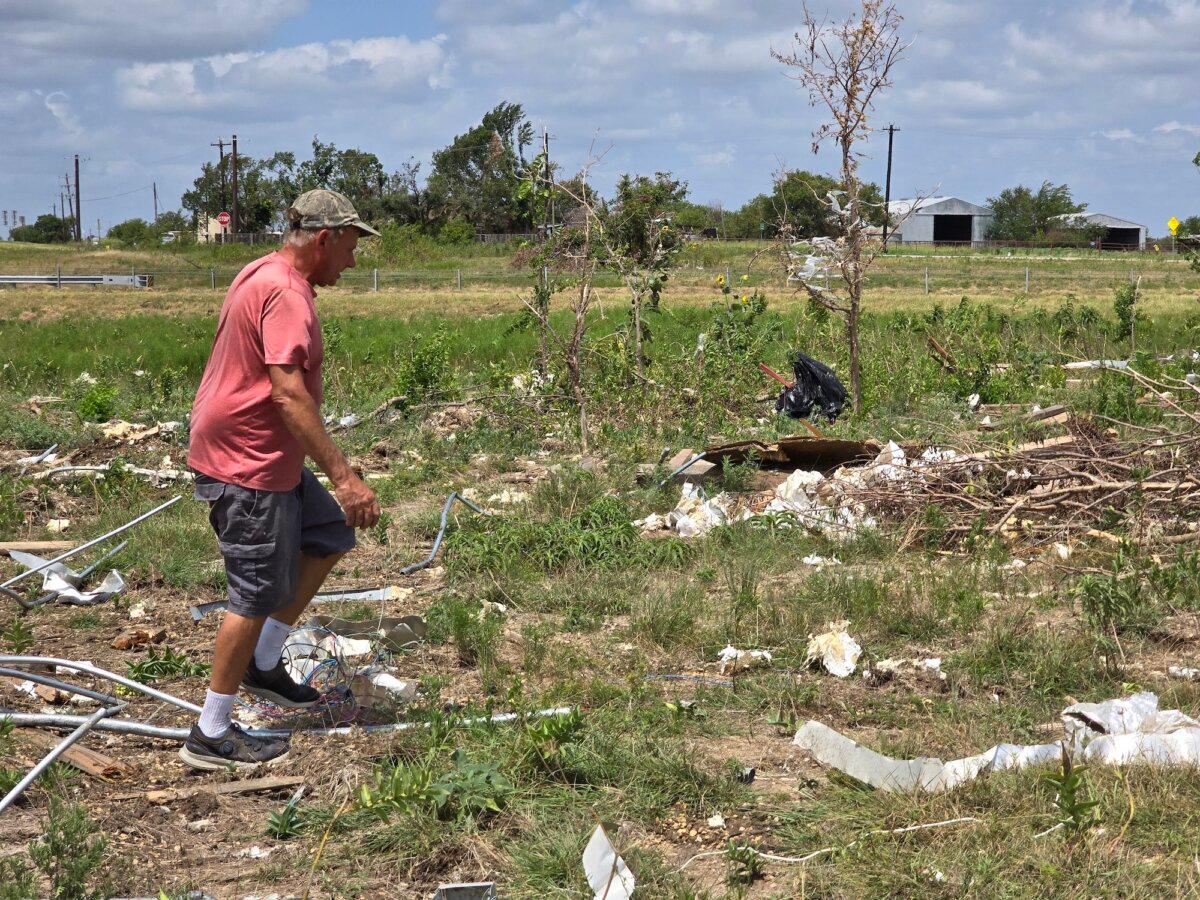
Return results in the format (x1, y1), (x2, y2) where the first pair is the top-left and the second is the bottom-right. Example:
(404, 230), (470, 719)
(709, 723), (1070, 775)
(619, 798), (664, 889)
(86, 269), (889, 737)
(2, 0), (1197, 237)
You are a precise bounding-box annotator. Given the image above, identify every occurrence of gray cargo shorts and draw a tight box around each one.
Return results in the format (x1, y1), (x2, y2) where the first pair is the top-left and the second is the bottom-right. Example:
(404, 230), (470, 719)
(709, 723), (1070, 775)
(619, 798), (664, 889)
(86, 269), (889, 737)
(193, 469), (356, 618)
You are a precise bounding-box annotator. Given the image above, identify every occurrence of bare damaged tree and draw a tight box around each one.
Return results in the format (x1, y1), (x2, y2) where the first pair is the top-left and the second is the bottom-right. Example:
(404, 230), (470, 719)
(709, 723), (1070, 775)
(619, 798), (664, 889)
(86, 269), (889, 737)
(519, 154), (607, 452)
(772, 0), (910, 407)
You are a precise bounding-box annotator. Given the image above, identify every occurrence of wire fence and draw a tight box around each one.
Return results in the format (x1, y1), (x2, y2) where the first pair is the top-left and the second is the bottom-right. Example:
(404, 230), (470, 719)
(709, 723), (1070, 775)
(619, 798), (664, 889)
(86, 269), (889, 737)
(2, 257), (1197, 297)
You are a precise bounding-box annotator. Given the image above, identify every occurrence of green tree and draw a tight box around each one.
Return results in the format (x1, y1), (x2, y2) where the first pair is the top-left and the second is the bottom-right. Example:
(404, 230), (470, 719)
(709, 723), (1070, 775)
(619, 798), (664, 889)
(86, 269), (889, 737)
(1177, 215), (1200, 237)
(605, 172), (688, 377)
(426, 101), (535, 233)
(986, 181), (1085, 241)
(107, 218), (154, 246)
(10, 214), (72, 244)
(181, 153), (286, 233)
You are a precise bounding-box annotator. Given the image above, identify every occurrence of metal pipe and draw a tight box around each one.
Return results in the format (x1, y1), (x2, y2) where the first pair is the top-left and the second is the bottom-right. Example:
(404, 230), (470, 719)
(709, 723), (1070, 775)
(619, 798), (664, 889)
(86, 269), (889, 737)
(0, 656), (201, 714)
(658, 453), (707, 488)
(0, 705), (116, 814)
(0, 713), (189, 741)
(0, 667), (125, 708)
(1, 705), (578, 743)
(399, 491), (486, 576)
(1, 496), (181, 591)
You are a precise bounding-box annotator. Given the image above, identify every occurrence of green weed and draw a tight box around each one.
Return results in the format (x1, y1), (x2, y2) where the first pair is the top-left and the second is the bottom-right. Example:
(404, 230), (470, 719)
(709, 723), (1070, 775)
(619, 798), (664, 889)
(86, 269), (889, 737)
(27, 797), (110, 900)
(125, 647), (210, 683)
(2, 619), (34, 653)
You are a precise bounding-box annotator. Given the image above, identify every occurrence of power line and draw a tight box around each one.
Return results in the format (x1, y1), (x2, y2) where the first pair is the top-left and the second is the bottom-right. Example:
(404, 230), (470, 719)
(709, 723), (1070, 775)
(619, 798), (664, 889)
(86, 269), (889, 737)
(82, 185), (152, 203)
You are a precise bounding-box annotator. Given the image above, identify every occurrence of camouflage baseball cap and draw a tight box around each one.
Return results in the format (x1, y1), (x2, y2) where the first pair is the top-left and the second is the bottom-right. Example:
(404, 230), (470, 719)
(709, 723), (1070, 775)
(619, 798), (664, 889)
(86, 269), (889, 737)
(286, 188), (380, 237)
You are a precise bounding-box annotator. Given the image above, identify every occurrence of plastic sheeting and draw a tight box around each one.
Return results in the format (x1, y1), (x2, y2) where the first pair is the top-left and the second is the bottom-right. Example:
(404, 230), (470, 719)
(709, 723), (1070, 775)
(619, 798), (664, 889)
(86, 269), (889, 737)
(794, 692), (1200, 793)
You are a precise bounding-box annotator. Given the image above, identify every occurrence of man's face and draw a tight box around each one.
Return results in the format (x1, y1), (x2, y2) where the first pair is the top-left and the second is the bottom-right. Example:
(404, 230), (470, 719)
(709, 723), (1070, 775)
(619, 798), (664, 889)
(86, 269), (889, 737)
(310, 228), (359, 286)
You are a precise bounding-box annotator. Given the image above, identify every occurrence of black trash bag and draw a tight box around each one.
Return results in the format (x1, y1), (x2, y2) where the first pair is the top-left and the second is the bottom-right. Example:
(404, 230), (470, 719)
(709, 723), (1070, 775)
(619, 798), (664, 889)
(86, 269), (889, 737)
(774, 351), (847, 421)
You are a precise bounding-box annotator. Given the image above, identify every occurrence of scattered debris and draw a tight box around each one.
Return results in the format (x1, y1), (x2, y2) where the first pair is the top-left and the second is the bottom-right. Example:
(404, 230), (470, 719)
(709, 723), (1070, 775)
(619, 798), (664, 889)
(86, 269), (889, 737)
(17, 729), (129, 778)
(706, 813), (726, 829)
(477, 600), (508, 620)
(801, 553), (841, 568)
(636, 483), (731, 538)
(111, 627), (167, 651)
(0, 541), (73, 553)
(433, 883), (497, 900)
(582, 824), (635, 900)
(772, 351), (848, 422)
(1169, 666), (1200, 681)
(717, 646), (773, 675)
(805, 621), (861, 677)
(794, 692), (1200, 793)
(46, 518), (70, 533)
(6, 550), (127, 606)
(864, 657), (945, 683)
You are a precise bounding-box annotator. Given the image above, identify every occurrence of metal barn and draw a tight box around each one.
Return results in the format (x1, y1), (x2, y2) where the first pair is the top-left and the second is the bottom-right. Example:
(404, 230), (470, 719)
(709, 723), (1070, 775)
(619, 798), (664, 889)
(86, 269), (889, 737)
(1050, 212), (1147, 250)
(887, 197), (995, 246)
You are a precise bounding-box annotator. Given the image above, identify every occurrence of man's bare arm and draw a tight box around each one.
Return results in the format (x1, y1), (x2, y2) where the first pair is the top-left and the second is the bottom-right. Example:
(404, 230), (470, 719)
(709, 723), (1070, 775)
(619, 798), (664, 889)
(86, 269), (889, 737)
(267, 363), (380, 528)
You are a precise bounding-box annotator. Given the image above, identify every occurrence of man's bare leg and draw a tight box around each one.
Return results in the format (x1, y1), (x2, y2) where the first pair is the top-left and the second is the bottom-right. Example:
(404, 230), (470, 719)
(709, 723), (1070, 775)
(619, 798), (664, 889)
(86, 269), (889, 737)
(210, 613), (266, 694)
(268, 552), (345, 627)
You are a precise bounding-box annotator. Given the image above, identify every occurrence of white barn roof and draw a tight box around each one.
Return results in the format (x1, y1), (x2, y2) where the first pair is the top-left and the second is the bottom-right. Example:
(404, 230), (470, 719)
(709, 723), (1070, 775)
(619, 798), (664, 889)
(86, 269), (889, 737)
(1051, 212), (1145, 230)
(888, 196), (993, 218)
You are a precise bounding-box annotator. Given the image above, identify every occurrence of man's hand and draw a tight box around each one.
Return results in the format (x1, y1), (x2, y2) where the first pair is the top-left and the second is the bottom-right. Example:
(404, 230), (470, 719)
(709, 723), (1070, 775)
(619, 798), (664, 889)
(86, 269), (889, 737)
(334, 472), (380, 529)
(267, 364), (381, 529)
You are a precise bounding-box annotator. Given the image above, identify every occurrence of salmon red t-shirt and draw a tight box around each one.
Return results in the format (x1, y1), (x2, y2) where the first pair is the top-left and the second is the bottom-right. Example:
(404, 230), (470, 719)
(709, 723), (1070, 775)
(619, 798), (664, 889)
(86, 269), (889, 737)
(188, 253), (323, 491)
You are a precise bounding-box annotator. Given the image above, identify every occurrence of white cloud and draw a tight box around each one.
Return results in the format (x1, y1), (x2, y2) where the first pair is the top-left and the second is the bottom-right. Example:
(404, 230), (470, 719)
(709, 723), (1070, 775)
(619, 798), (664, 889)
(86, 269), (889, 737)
(1099, 128), (1137, 141)
(1154, 121), (1200, 137)
(43, 91), (82, 136)
(695, 145), (735, 167)
(118, 36), (450, 112)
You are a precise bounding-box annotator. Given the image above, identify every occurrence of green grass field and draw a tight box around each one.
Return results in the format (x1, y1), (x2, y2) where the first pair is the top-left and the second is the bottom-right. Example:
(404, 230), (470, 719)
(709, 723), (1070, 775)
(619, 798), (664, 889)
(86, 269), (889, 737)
(2, 239), (1200, 897)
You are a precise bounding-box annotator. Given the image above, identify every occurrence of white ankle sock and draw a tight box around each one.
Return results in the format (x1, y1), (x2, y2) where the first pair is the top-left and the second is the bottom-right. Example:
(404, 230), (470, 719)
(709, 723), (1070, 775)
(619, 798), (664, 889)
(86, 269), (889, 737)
(254, 616), (292, 670)
(197, 689), (236, 739)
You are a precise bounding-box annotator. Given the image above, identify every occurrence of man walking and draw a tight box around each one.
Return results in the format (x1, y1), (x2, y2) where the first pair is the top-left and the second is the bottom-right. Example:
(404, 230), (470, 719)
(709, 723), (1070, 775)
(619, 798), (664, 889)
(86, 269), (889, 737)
(182, 190), (382, 770)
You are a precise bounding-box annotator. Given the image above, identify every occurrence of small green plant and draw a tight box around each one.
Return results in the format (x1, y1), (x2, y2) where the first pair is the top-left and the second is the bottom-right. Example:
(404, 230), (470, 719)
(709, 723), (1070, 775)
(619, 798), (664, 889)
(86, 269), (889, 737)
(2, 618), (35, 653)
(1112, 282), (1140, 342)
(125, 647), (210, 683)
(27, 797), (110, 899)
(766, 707), (797, 736)
(391, 328), (452, 405)
(665, 699), (706, 721)
(725, 839), (764, 885)
(1075, 549), (1159, 641)
(358, 749), (512, 823)
(75, 384), (119, 422)
(0, 855), (36, 900)
(522, 708), (585, 771)
(266, 796), (304, 840)
(0, 719), (19, 797)
(1042, 746), (1099, 835)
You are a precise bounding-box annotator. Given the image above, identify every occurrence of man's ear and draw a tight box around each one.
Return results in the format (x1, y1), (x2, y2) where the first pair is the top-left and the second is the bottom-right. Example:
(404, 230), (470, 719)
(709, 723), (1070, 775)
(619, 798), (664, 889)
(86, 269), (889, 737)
(315, 228), (331, 248)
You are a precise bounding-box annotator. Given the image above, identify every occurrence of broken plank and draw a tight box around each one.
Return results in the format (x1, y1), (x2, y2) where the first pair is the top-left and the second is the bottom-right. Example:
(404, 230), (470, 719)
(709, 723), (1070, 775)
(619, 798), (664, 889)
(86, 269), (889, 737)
(19, 729), (130, 779)
(116, 775), (305, 804)
(0, 541), (74, 553)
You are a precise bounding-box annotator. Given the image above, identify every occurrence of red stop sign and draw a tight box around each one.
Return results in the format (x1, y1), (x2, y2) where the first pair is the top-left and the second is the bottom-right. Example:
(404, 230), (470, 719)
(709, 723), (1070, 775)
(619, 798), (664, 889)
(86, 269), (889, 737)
(216, 211), (231, 227)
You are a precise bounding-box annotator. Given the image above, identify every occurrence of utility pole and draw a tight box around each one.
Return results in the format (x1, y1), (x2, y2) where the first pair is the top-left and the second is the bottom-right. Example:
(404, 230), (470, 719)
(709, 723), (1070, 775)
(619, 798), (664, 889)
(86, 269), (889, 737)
(210, 137), (227, 211)
(62, 174), (74, 227)
(230, 133), (239, 238)
(881, 124), (897, 252)
(74, 154), (82, 242)
(152, 182), (158, 222)
(542, 127), (553, 236)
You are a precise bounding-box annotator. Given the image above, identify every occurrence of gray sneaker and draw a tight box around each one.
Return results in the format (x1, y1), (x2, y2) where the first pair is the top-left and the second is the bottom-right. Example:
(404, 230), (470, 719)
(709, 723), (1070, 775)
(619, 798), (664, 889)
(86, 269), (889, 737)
(178, 722), (290, 772)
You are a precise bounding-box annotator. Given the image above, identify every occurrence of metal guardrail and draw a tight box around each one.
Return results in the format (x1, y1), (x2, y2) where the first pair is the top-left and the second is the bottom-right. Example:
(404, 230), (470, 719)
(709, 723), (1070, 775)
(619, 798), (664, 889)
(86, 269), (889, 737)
(0, 273), (152, 288)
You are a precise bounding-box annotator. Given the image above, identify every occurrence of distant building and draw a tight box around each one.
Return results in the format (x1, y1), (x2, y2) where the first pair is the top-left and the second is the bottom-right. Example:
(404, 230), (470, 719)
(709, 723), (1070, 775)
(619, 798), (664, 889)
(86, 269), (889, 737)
(886, 197), (995, 245)
(1050, 212), (1146, 250)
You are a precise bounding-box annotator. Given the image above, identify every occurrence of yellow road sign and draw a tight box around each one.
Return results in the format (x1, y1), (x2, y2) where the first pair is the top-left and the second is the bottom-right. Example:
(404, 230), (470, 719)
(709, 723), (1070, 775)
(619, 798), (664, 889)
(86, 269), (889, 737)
(1168, 217), (1181, 235)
